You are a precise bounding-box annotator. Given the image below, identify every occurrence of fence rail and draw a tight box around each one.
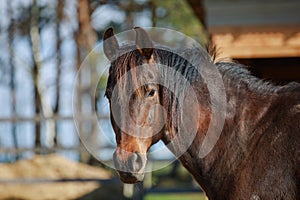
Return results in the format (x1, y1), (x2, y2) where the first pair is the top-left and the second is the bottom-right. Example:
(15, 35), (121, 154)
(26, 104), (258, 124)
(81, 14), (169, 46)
(0, 114), (109, 123)
(0, 113), (112, 162)
(0, 145), (114, 154)
(0, 177), (120, 184)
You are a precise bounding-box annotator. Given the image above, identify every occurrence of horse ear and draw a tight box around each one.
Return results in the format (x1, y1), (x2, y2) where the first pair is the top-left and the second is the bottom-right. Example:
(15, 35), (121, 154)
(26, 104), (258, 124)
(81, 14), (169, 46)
(134, 27), (153, 60)
(103, 27), (119, 61)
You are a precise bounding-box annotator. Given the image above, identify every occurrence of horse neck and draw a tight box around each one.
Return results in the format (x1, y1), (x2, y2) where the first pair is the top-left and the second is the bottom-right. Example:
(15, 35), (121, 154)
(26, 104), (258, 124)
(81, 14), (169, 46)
(212, 88), (279, 197)
(162, 61), (280, 198)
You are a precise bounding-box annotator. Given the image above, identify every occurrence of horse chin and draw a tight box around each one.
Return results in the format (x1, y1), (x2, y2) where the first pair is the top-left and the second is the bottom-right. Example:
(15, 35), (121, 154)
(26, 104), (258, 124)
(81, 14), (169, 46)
(118, 171), (145, 184)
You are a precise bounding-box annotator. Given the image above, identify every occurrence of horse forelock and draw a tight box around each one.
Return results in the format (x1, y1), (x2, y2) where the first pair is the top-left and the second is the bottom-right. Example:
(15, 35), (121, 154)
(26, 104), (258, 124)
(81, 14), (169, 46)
(107, 46), (159, 103)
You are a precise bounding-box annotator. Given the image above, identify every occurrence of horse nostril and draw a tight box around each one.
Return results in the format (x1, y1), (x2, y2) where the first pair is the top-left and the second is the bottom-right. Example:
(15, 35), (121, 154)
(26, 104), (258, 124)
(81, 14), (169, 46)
(129, 152), (144, 172)
(113, 151), (145, 173)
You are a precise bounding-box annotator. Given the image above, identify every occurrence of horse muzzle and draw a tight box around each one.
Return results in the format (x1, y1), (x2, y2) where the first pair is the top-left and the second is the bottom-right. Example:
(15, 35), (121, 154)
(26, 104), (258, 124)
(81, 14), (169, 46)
(113, 150), (147, 183)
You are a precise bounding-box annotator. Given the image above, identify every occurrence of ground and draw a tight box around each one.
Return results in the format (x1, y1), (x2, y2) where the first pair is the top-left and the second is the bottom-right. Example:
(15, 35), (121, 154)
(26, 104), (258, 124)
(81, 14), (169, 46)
(0, 154), (117, 200)
(0, 154), (207, 199)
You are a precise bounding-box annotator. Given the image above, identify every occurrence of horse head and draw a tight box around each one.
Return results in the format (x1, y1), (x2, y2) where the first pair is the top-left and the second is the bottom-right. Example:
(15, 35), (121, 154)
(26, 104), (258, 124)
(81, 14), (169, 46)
(103, 27), (165, 183)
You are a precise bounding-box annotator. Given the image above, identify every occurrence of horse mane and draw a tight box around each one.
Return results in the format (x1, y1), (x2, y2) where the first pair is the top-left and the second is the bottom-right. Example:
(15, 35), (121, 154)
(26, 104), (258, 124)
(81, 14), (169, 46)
(106, 43), (300, 102)
(216, 61), (300, 94)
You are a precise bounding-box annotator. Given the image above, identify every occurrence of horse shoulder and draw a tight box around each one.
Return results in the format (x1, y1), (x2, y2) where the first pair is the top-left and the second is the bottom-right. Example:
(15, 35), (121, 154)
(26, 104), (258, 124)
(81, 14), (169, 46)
(232, 92), (300, 199)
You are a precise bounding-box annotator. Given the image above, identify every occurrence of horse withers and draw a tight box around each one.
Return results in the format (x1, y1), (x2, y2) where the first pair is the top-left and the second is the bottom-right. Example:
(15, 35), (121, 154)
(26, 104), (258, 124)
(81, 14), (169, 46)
(103, 27), (300, 199)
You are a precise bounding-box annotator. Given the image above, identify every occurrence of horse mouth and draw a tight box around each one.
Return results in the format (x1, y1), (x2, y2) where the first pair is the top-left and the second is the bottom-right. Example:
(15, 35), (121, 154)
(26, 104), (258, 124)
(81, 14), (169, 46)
(118, 171), (145, 184)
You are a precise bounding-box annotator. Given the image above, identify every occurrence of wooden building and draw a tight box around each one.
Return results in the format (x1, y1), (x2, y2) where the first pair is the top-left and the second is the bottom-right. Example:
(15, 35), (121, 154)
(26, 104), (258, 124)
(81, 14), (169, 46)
(189, 0), (300, 82)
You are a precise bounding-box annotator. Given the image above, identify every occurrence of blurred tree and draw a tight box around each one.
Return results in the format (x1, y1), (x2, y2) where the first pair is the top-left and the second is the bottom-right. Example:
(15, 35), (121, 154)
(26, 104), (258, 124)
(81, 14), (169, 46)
(16, 0), (57, 149)
(29, 0), (43, 148)
(154, 0), (208, 44)
(92, 0), (208, 45)
(53, 0), (64, 147)
(186, 0), (207, 29)
(7, 0), (19, 160)
(76, 0), (99, 162)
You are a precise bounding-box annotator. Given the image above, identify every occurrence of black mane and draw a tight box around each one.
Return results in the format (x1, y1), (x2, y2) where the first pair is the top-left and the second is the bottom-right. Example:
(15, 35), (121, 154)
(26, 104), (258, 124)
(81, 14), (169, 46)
(216, 61), (300, 94)
(153, 45), (300, 94)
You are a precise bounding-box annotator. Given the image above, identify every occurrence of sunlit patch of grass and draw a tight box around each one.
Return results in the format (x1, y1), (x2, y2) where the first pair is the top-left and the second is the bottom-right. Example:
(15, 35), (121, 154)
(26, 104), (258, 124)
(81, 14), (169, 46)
(145, 193), (206, 200)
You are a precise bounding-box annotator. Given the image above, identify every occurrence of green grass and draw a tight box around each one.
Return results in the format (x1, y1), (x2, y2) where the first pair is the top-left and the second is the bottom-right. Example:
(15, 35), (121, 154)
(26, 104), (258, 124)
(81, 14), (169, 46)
(143, 162), (206, 200)
(144, 193), (206, 200)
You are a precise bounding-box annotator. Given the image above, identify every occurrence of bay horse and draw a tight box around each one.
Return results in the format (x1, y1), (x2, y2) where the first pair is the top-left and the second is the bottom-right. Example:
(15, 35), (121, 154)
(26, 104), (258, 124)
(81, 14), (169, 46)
(103, 27), (300, 199)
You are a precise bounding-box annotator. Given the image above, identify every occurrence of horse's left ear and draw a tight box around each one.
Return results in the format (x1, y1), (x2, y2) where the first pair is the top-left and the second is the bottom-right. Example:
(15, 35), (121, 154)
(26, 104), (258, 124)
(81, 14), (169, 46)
(134, 27), (153, 60)
(103, 27), (119, 61)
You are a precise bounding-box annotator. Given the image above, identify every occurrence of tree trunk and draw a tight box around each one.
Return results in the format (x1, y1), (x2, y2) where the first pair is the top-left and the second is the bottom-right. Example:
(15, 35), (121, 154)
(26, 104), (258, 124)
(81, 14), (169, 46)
(53, 0), (64, 147)
(76, 0), (98, 162)
(186, 0), (207, 29)
(30, 0), (56, 149)
(186, 0), (210, 42)
(8, 1), (19, 160)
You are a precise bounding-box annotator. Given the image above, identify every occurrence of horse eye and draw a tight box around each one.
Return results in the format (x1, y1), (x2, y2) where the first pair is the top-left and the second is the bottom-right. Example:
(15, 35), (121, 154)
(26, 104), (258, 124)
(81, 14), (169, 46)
(148, 89), (156, 97)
